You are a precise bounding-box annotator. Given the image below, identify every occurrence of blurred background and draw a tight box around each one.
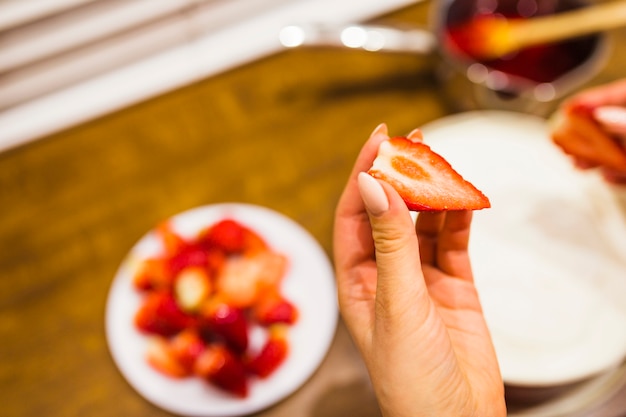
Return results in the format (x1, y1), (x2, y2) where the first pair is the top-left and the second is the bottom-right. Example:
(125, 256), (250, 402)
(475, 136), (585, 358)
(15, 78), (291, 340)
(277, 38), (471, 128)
(1, 0), (625, 416)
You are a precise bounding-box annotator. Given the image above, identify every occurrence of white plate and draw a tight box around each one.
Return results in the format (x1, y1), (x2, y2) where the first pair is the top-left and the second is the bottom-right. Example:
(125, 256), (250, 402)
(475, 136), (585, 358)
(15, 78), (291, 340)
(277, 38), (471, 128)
(105, 203), (338, 416)
(421, 111), (626, 387)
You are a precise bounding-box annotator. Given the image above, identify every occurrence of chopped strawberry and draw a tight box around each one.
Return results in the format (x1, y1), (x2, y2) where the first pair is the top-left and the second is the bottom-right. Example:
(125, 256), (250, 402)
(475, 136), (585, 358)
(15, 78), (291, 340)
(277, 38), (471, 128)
(253, 291), (298, 326)
(254, 252), (288, 292)
(145, 336), (189, 378)
(133, 257), (173, 291)
(156, 221), (187, 256)
(194, 344), (249, 397)
(200, 298), (249, 353)
(169, 328), (206, 373)
(134, 291), (196, 337)
(200, 219), (268, 255)
(246, 326), (289, 378)
(368, 136), (491, 211)
(200, 219), (248, 253)
(551, 103), (626, 170)
(215, 251), (287, 308)
(168, 243), (210, 276)
(174, 266), (212, 312)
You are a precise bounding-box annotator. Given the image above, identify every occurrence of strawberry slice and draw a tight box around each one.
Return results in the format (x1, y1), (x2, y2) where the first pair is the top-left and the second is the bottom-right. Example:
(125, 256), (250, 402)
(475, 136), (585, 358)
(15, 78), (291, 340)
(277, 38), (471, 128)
(200, 219), (268, 255)
(169, 329), (206, 373)
(252, 291), (298, 326)
(145, 336), (189, 378)
(368, 136), (490, 211)
(246, 325), (289, 378)
(134, 291), (196, 337)
(200, 298), (249, 353)
(194, 344), (249, 397)
(551, 103), (626, 170)
(174, 266), (212, 312)
(156, 221), (187, 256)
(133, 257), (172, 291)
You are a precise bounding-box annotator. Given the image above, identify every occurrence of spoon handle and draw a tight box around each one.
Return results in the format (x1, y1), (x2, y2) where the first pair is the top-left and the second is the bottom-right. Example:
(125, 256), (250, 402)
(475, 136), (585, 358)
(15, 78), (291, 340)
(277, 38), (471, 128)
(511, 1), (626, 49)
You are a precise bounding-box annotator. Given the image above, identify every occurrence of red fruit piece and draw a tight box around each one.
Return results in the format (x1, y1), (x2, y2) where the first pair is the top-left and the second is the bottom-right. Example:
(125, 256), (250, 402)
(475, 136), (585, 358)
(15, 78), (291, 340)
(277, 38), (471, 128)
(201, 298), (249, 353)
(134, 291), (196, 337)
(174, 266), (212, 312)
(169, 329), (206, 373)
(368, 136), (491, 211)
(216, 251), (288, 308)
(145, 336), (189, 378)
(133, 257), (172, 291)
(201, 219), (268, 255)
(156, 222), (187, 256)
(194, 344), (249, 397)
(253, 291), (298, 326)
(246, 326), (289, 378)
(551, 103), (626, 170)
(168, 243), (210, 276)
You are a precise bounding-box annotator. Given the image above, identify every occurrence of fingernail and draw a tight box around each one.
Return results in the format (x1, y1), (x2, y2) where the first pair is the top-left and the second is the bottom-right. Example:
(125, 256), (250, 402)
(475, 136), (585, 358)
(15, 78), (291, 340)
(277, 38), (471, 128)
(407, 128), (423, 142)
(594, 106), (626, 133)
(358, 172), (389, 216)
(371, 123), (388, 137)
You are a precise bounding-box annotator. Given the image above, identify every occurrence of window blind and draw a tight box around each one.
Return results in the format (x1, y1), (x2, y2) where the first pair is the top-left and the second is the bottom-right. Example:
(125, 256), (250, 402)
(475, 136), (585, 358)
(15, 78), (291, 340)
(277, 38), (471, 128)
(0, 0), (293, 111)
(0, 0), (419, 152)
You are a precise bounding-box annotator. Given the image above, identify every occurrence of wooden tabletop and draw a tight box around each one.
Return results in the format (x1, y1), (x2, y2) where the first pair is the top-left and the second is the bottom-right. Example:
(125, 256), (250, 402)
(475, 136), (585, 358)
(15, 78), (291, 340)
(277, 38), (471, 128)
(1, 2), (625, 416)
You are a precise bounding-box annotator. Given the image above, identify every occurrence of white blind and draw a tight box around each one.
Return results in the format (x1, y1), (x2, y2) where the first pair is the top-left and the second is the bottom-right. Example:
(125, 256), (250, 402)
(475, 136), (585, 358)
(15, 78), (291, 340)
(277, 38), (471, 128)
(0, 0), (295, 111)
(0, 0), (420, 152)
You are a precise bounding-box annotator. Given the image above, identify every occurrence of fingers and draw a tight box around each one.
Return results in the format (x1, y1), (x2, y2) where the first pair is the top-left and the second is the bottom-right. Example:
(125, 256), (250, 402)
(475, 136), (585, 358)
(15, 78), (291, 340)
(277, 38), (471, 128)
(417, 211), (474, 281)
(334, 123), (390, 263)
(357, 173), (428, 315)
(593, 106), (626, 138)
(333, 123), (391, 342)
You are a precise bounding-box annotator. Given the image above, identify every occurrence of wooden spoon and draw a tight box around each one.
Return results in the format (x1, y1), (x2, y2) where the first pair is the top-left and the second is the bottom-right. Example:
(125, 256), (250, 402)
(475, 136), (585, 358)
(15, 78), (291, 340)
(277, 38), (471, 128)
(454, 1), (626, 59)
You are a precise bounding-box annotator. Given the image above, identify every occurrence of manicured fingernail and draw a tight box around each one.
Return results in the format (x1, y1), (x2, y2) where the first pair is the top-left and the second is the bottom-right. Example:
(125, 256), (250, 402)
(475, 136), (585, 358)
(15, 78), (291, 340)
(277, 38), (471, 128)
(594, 106), (626, 133)
(407, 128), (423, 142)
(371, 123), (388, 137)
(358, 172), (389, 216)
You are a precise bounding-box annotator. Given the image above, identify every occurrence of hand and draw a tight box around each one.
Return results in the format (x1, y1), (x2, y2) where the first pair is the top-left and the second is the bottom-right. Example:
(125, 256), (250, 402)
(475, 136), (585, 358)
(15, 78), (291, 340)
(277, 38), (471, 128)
(552, 79), (626, 183)
(333, 124), (506, 417)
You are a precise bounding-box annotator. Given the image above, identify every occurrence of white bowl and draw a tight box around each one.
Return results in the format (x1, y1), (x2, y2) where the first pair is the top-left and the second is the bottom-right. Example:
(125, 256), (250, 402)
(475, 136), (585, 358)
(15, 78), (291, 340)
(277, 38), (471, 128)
(105, 203), (338, 416)
(421, 111), (626, 387)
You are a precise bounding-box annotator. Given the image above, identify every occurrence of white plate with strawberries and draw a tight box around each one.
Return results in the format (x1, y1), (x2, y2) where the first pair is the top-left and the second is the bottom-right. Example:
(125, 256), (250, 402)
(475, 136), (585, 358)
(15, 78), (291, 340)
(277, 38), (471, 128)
(421, 111), (626, 388)
(105, 203), (338, 416)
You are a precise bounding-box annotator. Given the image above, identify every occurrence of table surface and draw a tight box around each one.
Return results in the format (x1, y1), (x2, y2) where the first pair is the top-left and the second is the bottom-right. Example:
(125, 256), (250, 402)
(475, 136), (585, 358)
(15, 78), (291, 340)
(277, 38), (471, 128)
(1, 2), (625, 416)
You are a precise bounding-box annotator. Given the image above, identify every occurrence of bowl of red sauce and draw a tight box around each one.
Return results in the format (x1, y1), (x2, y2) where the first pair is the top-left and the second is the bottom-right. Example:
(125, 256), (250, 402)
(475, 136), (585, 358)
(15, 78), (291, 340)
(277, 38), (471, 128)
(433, 0), (609, 116)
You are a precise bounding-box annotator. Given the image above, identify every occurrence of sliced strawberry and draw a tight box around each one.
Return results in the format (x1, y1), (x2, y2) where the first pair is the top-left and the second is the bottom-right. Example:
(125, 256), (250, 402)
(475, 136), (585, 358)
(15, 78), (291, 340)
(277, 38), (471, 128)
(215, 251), (288, 308)
(254, 252), (288, 293)
(200, 219), (267, 255)
(174, 266), (212, 312)
(253, 291), (298, 326)
(200, 298), (249, 353)
(214, 255), (262, 308)
(194, 344), (249, 397)
(246, 326), (289, 378)
(145, 336), (189, 378)
(168, 243), (211, 276)
(551, 103), (626, 170)
(134, 291), (196, 337)
(156, 221), (187, 256)
(368, 136), (490, 211)
(169, 328), (206, 373)
(133, 257), (173, 291)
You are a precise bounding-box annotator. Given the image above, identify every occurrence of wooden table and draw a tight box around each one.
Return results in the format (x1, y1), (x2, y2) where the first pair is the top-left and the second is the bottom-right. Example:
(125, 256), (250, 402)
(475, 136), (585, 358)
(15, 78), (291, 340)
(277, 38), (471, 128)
(1, 2), (625, 416)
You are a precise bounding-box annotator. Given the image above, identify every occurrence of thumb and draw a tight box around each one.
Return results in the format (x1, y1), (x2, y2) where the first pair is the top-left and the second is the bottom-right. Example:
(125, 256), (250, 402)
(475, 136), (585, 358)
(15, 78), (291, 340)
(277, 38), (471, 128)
(357, 172), (429, 317)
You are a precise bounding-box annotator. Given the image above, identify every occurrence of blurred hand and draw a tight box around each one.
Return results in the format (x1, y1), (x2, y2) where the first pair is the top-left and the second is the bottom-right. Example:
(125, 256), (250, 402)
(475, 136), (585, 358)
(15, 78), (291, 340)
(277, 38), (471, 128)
(333, 124), (506, 417)
(551, 78), (626, 183)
